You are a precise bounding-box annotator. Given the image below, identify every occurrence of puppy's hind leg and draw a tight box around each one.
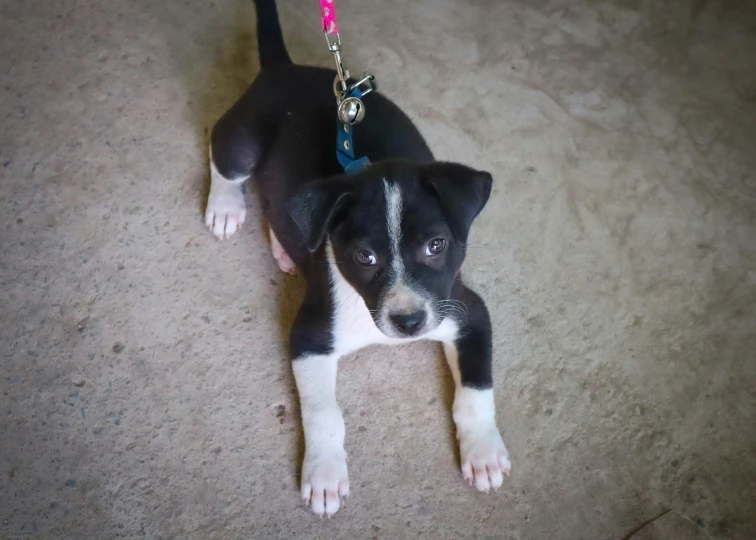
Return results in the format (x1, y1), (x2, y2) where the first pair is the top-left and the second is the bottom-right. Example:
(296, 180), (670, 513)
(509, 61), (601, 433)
(270, 227), (297, 274)
(206, 152), (248, 240)
(205, 111), (264, 240)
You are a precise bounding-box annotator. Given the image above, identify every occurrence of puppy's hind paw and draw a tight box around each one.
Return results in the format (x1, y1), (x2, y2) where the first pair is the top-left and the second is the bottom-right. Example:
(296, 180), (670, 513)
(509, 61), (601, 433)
(270, 227), (297, 274)
(205, 181), (246, 240)
(206, 157), (247, 240)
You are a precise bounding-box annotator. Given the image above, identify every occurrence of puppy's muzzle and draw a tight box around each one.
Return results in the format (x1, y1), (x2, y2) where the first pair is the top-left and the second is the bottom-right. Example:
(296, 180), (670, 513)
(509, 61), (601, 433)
(378, 281), (437, 338)
(389, 310), (427, 337)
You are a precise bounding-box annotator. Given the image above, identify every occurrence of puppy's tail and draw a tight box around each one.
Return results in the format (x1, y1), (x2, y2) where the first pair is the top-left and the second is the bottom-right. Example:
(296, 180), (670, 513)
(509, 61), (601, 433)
(253, 0), (292, 67)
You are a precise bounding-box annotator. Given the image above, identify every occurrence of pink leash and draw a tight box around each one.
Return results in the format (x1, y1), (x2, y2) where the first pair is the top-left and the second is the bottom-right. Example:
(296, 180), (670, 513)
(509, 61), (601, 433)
(319, 0), (376, 127)
(319, 0), (377, 173)
(319, 0), (339, 35)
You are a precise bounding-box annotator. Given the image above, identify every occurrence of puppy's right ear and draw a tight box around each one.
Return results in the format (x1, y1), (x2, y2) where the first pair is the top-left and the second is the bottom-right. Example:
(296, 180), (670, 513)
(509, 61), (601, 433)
(287, 177), (355, 252)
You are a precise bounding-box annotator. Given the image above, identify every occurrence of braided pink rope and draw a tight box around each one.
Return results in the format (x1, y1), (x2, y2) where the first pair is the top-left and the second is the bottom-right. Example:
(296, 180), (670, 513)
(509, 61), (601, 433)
(320, 0), (339, 34)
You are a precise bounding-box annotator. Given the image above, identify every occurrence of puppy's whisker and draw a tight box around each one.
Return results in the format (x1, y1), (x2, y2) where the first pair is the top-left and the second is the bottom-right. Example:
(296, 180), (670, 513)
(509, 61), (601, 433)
(438, 299), (468, 317)
(438, 300), (468, 321)
(336, 290), (362, 312)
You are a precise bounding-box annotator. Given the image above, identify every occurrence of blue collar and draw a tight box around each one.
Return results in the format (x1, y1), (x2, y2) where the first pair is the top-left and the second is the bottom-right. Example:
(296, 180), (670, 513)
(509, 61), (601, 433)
(335, 85), (371, 175)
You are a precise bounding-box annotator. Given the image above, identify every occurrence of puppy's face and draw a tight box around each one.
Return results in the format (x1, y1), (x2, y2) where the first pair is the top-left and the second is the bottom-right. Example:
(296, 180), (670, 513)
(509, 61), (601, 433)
(329, 176), (466, 338)
(290, 161), (492, 338)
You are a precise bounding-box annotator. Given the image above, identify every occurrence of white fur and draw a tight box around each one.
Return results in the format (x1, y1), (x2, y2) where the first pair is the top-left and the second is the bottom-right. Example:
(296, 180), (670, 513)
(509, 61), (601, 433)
(383, 179), (405, 279)
(442, 342), (462, 388)
(269, 227), (296, 274)
(444, 343), (511, 492)
(205, 149), (248, 240)
(293, 353), (349, 517)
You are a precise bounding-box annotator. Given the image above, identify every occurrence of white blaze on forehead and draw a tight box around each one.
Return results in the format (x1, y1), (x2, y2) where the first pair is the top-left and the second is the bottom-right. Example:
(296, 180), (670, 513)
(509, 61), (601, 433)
(378, 180), (442, 337)
(383, 179), (405, 278)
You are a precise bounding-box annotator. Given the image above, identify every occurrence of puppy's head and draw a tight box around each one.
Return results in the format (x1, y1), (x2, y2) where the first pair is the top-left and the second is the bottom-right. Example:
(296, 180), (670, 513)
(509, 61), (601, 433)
(288, 160), (492, 338)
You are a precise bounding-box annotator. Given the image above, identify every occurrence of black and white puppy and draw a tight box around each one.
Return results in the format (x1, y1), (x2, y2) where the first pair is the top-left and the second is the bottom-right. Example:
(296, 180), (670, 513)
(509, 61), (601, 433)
(206, 0), (511, 517)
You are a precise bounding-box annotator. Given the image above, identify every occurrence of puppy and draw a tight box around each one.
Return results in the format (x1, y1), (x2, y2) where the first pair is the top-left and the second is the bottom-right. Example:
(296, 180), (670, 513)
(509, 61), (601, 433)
(206, 0), (511, 517)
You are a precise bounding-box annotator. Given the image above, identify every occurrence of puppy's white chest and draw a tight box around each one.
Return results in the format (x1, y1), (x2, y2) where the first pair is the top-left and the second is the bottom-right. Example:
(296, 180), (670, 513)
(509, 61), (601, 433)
(329, 263), (399, 354)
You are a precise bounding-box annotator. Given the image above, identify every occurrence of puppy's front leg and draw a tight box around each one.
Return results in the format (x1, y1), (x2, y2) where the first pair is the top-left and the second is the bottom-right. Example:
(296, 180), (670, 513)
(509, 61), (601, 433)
(443, 284), (511, 492)
(293, 353), (349, 517)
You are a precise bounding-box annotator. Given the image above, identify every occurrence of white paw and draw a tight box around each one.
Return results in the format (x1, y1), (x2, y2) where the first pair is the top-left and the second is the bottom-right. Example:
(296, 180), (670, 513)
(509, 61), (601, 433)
(205, 158), (247, 240)
(205, 180), (246, 239)
(458, 424), (511, 492)
(270, 227), (297, 274)
(301, 451), (349, 517)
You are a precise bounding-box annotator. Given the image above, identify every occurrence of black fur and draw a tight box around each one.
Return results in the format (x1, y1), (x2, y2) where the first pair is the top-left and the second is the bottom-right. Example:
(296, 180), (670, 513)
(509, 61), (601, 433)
(451, 281), (494, 388)
(288, 176), (355, 253)
(426, 163), (493, 243)
(213, 1), (496, 390)
(253, 0), (292, 67)
(288, 250), (333, 359)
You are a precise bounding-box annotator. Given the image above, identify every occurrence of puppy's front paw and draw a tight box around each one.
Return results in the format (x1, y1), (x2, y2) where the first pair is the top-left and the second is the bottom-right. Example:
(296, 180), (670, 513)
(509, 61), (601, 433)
(205, 179), (246, 240)
(301, 451), (349, 517)
(458, 424), (511, 492)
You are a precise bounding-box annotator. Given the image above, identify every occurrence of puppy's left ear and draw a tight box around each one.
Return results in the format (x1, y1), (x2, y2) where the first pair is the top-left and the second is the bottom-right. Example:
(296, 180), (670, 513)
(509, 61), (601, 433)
(287, 176), (355, 252)
(424, 162), (493, 242)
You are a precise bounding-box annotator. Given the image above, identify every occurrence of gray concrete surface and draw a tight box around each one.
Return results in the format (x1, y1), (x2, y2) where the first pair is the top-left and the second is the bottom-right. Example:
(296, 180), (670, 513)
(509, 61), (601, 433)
(2, 0), (755, 538)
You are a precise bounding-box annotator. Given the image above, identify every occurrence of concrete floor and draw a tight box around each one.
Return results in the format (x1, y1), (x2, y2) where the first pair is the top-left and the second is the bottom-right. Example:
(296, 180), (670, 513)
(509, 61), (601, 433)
(2, 0), (755, 538)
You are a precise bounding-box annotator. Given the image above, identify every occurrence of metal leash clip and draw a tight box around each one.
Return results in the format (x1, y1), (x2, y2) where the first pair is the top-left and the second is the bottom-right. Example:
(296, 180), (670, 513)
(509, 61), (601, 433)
(325, 31), (376, 126)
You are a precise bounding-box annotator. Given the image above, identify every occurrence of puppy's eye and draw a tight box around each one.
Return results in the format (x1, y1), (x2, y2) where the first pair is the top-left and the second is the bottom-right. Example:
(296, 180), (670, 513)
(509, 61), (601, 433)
(354, 249), (377, 266)
(425, 238), (447, 256)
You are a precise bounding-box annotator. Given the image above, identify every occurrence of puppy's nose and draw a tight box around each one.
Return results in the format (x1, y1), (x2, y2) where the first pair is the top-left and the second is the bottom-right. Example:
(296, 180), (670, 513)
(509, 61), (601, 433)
(389, 311), (427, 336)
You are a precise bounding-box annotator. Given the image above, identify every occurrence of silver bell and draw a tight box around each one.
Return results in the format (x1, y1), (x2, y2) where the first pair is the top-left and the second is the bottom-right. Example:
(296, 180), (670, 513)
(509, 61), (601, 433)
(338, 97), (366, 125)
